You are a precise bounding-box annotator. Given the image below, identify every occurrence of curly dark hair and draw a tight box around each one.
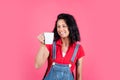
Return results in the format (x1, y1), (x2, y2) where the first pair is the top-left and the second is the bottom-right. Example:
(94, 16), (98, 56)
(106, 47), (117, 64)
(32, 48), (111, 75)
(53, 13), (81, 44)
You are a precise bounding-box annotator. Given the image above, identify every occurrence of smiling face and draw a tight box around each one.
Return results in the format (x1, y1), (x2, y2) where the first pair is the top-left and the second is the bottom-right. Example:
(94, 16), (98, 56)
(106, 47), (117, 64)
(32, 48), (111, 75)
(57, 19), (70, 39)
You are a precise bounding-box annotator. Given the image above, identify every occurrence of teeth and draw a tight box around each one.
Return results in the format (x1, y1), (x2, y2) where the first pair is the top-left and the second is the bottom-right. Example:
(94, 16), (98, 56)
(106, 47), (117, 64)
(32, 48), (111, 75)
(60, 32), (64, 34)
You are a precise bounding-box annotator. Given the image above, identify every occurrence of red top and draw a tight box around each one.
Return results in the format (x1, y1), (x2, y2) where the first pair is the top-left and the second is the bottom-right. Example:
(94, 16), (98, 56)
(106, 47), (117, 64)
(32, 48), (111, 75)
(45, 39), (85, 72)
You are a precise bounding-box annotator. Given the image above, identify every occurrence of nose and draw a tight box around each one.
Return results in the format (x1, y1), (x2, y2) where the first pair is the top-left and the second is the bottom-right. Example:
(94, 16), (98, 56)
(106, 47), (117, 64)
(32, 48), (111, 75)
(58, 26), (64, 31)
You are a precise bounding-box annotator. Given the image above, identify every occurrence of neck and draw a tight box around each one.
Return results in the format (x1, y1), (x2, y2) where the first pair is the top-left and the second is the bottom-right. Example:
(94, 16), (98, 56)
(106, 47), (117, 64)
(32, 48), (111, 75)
(61, 38), (70, 47)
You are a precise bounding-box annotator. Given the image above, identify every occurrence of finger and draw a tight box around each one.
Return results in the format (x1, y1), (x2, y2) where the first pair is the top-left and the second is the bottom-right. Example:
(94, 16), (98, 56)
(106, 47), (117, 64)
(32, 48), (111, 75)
(37, 34), (45, 43)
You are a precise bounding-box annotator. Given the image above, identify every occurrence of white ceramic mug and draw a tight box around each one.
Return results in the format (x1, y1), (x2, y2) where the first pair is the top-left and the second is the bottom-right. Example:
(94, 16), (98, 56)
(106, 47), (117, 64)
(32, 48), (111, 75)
(44, 32), (54, 44)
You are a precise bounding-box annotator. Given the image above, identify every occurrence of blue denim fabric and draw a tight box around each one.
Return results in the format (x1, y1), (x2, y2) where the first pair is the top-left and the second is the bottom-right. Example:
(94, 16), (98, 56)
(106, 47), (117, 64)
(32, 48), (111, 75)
(44, 63), (74, 80)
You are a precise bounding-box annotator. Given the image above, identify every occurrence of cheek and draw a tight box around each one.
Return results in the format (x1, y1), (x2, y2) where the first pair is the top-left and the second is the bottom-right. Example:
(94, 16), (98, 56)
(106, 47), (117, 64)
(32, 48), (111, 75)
(56, 28), (60, 35)
(66, 28), (70, 33)
(67, 30), (70, 36)
(56, 28), (59, 33)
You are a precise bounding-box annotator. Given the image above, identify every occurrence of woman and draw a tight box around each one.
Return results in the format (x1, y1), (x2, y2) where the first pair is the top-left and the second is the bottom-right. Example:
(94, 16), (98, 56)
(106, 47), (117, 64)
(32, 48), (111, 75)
(35, 13), (85, 80)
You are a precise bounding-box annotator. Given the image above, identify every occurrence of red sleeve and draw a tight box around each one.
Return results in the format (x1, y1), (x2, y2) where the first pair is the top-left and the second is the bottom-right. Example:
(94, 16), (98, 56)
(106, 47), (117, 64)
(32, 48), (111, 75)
(77, 45), (85, 59)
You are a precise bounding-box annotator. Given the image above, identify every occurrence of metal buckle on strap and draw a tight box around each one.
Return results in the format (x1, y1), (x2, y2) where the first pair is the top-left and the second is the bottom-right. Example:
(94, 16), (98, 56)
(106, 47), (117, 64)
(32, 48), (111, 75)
(69, 64), (72, 67)
(52, 62), (55, 65)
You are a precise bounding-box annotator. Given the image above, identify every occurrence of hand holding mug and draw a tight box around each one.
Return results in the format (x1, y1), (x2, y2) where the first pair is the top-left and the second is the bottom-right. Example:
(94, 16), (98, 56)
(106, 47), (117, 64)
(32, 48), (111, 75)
(37, 33), (45, 44)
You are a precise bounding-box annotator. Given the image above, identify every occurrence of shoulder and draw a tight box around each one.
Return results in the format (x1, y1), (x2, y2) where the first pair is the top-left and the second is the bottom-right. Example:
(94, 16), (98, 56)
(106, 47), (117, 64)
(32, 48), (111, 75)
(76, 42), (85, 59)
(45, 39), (61, 50)
(76, 42), (83, 50)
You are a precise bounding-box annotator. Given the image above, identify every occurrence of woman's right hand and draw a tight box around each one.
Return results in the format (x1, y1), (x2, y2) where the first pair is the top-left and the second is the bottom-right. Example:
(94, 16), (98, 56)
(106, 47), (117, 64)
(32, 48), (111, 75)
(37, 33), (45, 44)
(35, 33), (49, 69)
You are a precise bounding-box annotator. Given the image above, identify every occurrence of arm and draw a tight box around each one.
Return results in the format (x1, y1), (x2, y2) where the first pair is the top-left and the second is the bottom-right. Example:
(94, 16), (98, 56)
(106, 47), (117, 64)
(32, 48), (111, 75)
(35, 34), (49, 69)
(76, 57), (84, 80)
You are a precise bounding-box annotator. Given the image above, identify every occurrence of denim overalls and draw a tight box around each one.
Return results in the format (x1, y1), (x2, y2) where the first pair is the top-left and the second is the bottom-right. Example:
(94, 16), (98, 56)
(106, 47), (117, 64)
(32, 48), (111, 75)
(44, 42), (80, 80)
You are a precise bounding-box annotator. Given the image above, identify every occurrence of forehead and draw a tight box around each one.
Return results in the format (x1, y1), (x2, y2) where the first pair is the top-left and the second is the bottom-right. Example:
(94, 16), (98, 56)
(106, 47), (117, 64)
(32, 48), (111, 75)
(57, 19), (66, 25)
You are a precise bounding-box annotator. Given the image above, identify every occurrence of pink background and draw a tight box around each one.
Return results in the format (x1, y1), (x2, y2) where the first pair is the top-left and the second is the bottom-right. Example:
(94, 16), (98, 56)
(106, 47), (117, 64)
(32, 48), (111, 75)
(0, 0), (120, 80)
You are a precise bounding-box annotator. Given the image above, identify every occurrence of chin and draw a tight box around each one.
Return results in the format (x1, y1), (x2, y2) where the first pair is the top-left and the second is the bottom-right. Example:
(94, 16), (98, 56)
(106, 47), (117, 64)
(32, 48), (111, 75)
(60, 36), (66, 38)
(61, 36), (69, 39)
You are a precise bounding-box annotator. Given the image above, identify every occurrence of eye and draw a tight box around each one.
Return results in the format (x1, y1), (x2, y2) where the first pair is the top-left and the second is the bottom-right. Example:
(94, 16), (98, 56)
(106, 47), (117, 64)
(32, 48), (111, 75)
(63, 25), (67, 28)
(63, 26), (65, 27)
(57, 25), (60, 28)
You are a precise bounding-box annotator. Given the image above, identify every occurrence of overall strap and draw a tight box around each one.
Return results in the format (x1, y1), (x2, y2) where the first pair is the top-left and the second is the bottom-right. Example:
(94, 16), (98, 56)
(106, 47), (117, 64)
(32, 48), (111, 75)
(71, 44), (80, 62)
(52, 41), (56, 59)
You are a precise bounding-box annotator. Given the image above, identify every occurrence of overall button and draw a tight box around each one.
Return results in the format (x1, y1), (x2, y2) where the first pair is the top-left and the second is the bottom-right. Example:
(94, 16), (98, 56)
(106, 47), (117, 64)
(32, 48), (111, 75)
(69, 64), (72, 67)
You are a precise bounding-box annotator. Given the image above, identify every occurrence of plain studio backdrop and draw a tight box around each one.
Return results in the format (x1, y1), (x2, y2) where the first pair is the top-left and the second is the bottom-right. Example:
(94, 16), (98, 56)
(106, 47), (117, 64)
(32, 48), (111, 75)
(0, 0), (120, 80)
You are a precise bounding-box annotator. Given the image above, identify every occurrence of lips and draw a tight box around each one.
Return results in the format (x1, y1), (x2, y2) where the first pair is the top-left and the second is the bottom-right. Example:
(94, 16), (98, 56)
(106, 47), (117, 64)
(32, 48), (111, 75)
(60, 32), (65, 34)
(59, 32), (65, 36)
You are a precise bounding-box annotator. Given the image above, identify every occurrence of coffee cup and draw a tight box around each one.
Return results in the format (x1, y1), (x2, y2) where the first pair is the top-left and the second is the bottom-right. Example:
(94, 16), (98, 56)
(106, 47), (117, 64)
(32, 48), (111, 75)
(44, 32), (54, 44)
